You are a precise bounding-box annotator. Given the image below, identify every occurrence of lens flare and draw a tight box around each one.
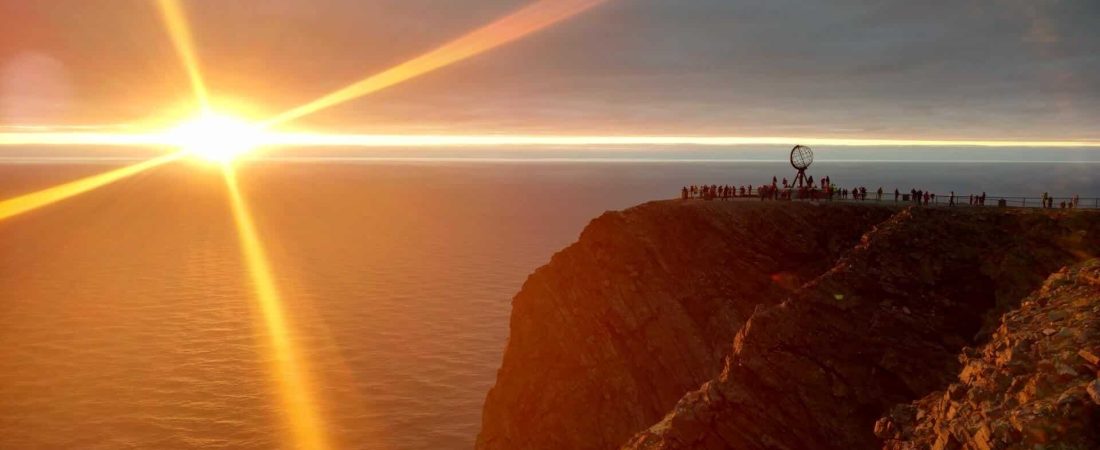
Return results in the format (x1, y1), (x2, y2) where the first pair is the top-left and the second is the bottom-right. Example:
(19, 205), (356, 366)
(223, 166), (330, 450)
(0, 152), (184, 221)
(156, 0), (210, 109)
(167, 113), (264, 162)
(262, 0), (609, 127)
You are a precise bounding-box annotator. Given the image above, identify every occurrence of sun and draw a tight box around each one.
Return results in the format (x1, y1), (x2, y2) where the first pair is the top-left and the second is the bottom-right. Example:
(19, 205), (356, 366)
(167, 112), (264, 163)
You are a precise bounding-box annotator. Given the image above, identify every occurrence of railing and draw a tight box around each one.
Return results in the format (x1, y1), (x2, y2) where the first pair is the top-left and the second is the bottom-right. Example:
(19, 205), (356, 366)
(830, 195), (1100, 209)
(681, 190), (1100, 210)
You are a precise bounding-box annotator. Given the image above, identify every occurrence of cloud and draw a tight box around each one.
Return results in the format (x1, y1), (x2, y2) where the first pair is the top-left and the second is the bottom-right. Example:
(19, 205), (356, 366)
(0, 0), (1096, 139)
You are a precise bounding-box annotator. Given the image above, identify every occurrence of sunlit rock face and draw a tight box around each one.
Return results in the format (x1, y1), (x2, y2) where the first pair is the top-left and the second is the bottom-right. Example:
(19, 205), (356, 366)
(477, 200), (1100, 450)
(878, 260), (1100, 450)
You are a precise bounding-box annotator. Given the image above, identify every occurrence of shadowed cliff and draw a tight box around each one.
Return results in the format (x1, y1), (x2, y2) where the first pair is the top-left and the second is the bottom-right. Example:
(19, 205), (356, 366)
(477, 201), (1100, 450)
(476, 201), (896, 449)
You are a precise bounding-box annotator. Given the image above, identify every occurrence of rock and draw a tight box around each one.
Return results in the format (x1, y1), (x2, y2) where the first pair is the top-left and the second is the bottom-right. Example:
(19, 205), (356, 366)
(476, 202), (1100, 450)
(932, 431), (959, 450)
(1088, 379), (1100, 405)
(947, 384), (968, 402)
(476, 201), (896, 450)
(620, 209), (1100, 450)
(873, 417), (896, 440)
(877, 260), (1100, 450)
(1078, 349), (1100, 366)
(971, 425), (995, 450)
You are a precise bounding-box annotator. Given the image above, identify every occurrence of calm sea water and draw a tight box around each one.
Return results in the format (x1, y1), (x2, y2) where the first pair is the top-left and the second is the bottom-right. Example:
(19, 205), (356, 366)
(0, 158), (1096, 449)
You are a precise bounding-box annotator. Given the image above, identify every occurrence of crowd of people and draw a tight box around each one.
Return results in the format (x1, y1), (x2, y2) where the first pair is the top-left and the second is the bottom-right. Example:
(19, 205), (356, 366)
(1043, 192), (1082, 209)
(894, 188), (980, 206)
(682, 176), (886, 203)
(680, 176), (1086, 210)
(681, 176), (836, 201)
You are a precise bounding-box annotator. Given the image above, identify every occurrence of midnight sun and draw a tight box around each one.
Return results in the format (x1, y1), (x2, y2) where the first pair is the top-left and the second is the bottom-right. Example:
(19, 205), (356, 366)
(167, 112), (264, 162)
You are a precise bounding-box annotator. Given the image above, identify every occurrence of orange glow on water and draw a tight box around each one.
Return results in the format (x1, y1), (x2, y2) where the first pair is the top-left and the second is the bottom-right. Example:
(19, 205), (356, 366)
(223, 165), (330, 450)
(0, 152), (184, 221)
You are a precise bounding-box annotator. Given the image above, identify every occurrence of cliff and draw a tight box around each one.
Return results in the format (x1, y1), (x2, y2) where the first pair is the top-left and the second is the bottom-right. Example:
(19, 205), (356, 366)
(877, 260), (1100, 450)
(477, 201), (1100, 450)
(477, 201), (896, 449)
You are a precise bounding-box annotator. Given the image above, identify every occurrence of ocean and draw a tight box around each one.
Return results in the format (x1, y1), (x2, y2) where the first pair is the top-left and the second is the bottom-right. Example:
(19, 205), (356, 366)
(0, 155), (1097, 449)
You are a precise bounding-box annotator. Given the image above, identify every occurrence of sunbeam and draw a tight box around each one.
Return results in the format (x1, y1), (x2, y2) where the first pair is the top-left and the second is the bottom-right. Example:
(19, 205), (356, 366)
(0, 152), (184, 221)
(262, 0), (609, 127)
(223, 165), (330, 450)
(156, 0), (211, 109)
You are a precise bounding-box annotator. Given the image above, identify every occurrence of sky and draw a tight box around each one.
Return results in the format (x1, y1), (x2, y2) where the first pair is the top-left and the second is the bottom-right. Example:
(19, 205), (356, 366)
(0, 0), (1097, 141)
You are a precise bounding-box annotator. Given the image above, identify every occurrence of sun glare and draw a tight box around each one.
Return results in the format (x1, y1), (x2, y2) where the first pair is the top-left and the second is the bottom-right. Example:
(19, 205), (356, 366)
(168, 113), (263, 162)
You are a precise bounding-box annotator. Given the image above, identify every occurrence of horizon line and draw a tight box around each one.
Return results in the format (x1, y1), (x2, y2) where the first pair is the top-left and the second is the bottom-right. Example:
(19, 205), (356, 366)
(1, 132), (1099, 148)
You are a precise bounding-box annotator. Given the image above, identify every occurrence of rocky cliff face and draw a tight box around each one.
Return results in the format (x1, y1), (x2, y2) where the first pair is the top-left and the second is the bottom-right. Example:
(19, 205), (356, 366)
(477, 201), (896, 449)
(477, 201), (1100, 450)
(877, 259), (1100, 450)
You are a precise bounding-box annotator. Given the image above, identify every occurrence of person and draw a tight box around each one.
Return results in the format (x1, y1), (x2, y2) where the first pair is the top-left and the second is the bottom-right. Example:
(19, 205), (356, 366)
(924, 191), (930, 205)
(894, 188), (900, 202)
(949, 191), (955, 206)
(681, 186), (689, 200)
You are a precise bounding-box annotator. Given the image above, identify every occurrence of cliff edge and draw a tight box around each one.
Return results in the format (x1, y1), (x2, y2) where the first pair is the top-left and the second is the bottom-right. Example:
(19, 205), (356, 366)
(477, 201), (1100, 450)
